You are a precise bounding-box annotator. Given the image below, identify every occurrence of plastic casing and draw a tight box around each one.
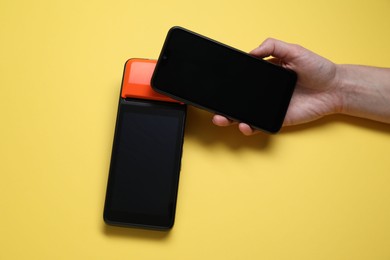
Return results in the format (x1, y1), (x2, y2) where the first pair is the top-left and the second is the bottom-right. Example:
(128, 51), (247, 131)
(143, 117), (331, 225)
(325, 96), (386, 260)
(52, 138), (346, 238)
(103, 58), (186, 230)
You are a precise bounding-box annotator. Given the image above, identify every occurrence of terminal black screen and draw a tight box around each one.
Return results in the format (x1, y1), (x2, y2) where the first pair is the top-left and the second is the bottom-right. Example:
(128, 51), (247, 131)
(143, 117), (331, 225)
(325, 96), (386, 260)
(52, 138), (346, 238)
(104, 99), (186, 229)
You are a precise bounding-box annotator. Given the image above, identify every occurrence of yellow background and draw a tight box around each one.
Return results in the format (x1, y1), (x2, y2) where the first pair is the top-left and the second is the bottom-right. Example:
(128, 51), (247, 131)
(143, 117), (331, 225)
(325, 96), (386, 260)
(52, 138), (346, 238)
(1, 0), (390, 259)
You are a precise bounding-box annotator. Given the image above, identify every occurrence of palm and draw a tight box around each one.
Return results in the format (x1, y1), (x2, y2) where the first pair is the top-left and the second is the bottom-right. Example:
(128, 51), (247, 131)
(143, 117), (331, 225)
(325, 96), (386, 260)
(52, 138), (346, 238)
(283, 82), (340, 126)
(272, 50), (341, 126)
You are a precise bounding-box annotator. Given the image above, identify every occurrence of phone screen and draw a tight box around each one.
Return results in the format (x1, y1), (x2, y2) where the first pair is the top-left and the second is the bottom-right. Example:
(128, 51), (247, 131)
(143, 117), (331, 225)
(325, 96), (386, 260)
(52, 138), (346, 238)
(104, 99), (186, 229)
(151, 27), (297, 133)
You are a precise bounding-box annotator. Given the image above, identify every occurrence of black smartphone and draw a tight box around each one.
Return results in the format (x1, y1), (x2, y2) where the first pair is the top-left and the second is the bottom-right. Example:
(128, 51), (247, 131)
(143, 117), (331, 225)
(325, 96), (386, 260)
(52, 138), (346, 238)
(151, 26), (297, 133)
(103, 59), (186, 230)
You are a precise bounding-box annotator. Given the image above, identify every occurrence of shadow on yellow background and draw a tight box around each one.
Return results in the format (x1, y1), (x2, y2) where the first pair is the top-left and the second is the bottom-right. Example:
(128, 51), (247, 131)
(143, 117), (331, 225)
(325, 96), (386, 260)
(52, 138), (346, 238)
(102, 223), (170, 240)
(185, 107), (271, 150)
(283, 114), (390, 135)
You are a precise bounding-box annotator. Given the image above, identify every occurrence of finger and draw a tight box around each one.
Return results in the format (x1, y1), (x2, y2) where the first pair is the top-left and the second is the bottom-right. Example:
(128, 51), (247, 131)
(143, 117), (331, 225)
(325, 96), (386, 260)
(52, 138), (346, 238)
(212, 115), (236, 126)
(250, 38), (299, 61)
(238, 123), (260, 136)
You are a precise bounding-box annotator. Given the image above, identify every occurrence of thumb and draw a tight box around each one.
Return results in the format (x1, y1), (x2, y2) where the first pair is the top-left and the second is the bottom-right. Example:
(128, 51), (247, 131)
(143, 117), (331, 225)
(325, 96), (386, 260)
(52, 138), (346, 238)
(250, 38), (298, 61)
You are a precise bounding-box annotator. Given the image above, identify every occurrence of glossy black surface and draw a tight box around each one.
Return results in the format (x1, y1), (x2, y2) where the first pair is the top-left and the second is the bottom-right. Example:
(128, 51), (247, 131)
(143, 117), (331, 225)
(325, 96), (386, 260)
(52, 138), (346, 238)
(104, 99), (186, 229)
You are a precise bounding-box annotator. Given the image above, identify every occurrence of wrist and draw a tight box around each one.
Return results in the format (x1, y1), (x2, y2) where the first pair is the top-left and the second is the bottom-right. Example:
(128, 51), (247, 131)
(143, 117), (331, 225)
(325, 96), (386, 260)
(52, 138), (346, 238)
(335, 64), (354, 116)
(335, 64), (390, 123)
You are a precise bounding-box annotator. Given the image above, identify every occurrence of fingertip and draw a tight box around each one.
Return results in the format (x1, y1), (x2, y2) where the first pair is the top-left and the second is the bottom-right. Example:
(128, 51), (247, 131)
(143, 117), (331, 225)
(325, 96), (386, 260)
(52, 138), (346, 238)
(249, 38), (278, 58)
(249, 46), (260, 54)
(238, 123), (255, 136)
(251, 38), (295, 61)
(249, 45), (266, 57)
(212, 115), (232, 127)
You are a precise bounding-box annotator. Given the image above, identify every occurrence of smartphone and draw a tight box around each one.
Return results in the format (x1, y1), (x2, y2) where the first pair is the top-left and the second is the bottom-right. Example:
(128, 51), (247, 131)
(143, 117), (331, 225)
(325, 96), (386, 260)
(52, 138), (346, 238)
(151, 26), (297, 133)
(103, 59), (186, 230)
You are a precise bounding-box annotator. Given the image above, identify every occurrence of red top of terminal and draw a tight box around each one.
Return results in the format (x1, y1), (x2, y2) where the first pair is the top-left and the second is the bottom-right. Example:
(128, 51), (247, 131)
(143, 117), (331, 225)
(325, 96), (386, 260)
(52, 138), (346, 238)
(121, 59), (181, 103)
